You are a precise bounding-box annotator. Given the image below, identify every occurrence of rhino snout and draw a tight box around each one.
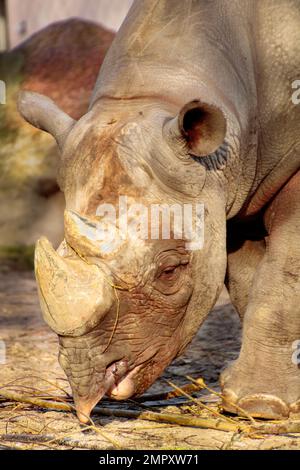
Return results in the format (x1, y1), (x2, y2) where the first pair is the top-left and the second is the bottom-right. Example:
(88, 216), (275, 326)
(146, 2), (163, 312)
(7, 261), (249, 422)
(58, 342), (133, 423)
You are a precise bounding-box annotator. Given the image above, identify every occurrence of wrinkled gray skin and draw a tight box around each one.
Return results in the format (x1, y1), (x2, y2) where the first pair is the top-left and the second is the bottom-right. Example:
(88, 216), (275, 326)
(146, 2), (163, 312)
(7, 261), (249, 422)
(19, 0), (300, 422)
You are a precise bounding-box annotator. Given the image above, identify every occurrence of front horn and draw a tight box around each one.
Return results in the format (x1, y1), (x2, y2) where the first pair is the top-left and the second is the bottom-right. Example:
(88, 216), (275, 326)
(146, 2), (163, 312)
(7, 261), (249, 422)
(35, 237), (114, 336)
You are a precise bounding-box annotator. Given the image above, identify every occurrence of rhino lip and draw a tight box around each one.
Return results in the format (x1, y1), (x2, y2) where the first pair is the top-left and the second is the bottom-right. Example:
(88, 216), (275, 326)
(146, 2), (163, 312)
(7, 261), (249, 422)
(75, 359), (130, 423)
(105, 359), (129, 387)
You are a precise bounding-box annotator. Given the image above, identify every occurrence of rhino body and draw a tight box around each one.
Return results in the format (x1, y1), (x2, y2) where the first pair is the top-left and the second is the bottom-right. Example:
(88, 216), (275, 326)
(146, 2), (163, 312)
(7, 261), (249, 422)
(0, 19), (114, 262)
(19, 0), (300, 422)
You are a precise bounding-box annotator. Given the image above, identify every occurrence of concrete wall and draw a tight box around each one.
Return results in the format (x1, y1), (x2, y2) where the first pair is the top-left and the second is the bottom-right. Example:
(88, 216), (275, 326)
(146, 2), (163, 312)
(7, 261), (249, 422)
(6, 0), (133, 48)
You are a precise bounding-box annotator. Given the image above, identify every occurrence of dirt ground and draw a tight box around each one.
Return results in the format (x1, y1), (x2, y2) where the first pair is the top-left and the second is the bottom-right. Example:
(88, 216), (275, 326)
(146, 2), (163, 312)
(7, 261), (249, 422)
(0, 265), (300, 450)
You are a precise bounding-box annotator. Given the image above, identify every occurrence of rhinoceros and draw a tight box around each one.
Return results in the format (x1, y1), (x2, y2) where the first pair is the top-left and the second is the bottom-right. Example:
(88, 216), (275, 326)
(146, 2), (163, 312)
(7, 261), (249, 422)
(18, 0), (300, 423)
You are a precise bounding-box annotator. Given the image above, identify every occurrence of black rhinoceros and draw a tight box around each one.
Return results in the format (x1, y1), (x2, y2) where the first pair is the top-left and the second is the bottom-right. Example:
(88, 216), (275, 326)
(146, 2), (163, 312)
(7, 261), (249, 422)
(18, 0), (300, 422)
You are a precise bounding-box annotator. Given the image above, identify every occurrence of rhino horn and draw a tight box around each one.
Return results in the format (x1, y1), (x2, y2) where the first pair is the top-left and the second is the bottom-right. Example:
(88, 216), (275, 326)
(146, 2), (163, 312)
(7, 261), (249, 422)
(167, 99), (227, 157)
(18, 91), (76, 151)
(35, 237), (114, 336)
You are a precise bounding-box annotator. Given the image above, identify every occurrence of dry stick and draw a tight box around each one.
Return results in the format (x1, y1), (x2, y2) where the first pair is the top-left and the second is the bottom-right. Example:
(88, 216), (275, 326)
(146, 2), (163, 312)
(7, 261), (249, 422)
(0, 432), (57, 451)
(175, 385), (265, 439)
(0, 441), (29, 450)
(128, 398), (185, 409)
(0, 375), (71, 400)
(4, 411), (44, 435)
(135, 383), (201, 402)
(165, 380), (242, 428)
(2, 387), (71, 404)
(1, 388), (300, 435)
(0, 391), (72, 412)
(0, 390), (121, 449)
(185, 376), (256, 425)
(0, 434), (116, 451)
(94, 407), (245, 433)
(44, 425), (99, 446)
(0, 388), (246, 434)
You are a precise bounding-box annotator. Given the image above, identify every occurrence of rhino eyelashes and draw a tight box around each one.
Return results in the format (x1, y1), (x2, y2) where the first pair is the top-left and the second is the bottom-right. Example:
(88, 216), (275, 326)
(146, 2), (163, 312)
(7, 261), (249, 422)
(191, 140), (229, 171)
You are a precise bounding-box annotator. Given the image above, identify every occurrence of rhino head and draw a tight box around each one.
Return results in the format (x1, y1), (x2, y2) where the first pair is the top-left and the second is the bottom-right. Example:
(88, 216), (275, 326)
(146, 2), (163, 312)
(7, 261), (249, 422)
(18, 90), (237, 422)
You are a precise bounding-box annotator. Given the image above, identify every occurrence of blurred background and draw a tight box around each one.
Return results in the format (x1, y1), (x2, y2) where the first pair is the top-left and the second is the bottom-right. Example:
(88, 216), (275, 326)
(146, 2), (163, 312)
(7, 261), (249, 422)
(0, 0), (133, 50)
(0, 0), (133, 268)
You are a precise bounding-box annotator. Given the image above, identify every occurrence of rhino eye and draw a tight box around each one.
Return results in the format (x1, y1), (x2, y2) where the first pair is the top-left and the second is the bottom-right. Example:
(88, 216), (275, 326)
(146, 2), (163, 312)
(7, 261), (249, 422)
(159, 265), (179, 282)
(154, 256), (190, 295)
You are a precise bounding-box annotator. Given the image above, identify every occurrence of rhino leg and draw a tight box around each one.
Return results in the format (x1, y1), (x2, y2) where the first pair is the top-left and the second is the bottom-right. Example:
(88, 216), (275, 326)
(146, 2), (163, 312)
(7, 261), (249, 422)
(221, 172), (300, 419)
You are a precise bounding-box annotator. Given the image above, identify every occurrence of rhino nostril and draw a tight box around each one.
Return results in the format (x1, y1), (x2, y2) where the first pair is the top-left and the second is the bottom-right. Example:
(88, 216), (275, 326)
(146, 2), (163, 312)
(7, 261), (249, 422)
(106, 359), (128, 381)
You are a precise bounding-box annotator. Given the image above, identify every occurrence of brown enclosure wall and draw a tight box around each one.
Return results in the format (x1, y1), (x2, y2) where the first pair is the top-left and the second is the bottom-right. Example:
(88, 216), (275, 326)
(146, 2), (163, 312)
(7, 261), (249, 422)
(6, 0), (133, 47)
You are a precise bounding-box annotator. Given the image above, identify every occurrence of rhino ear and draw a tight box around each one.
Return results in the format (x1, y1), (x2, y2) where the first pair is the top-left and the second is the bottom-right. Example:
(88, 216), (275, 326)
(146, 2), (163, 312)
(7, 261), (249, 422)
(18, 91), (76, 151)
(173, 100), (227, 157)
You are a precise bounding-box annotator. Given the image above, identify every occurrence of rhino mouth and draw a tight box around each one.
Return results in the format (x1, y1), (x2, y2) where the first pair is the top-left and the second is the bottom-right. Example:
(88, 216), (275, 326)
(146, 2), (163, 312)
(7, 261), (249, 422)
(104, 359), (129, 389)
(74, 358), (139, 423)
(105, 360), (139, 400)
